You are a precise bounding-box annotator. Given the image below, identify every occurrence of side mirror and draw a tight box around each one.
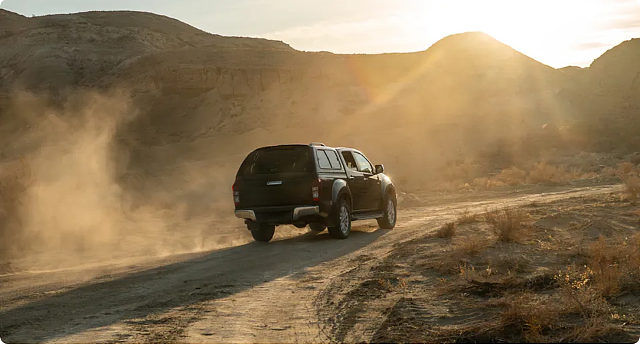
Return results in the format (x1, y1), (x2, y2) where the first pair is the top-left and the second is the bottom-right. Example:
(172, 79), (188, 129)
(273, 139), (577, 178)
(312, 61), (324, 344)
(375, 164), (384, 174)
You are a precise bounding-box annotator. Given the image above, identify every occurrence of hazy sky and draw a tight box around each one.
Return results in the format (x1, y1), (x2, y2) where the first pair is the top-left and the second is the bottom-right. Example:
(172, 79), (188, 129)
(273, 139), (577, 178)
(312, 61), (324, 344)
(2, 0), (640, 68)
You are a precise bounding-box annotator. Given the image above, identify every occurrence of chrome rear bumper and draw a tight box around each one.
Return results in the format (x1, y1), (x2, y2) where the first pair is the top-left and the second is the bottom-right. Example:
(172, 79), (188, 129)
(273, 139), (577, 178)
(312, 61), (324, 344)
(292, 206), (320, 219)
(235, 210), (256, 221)
(235, 206), (320, 221)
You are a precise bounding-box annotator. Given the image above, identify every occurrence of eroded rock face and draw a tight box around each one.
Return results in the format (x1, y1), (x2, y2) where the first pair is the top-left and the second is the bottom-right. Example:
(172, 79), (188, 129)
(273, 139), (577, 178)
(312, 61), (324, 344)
(0, 9), (292, 94)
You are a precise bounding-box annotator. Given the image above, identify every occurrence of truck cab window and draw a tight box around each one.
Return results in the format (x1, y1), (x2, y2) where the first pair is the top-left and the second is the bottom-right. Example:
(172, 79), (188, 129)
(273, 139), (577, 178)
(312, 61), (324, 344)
(341, 151), (358, 171)
(353, 152), (374, 174)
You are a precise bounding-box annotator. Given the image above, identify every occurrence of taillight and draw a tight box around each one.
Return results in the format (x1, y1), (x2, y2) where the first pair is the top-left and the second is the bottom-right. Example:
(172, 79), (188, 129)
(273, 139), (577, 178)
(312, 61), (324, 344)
(232, 183), (240, 206)
(312, 178), (322, 202)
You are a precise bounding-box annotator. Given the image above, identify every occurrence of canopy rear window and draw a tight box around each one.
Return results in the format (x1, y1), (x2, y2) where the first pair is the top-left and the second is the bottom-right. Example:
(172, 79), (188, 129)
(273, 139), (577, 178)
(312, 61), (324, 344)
(238, 146), (313, 176)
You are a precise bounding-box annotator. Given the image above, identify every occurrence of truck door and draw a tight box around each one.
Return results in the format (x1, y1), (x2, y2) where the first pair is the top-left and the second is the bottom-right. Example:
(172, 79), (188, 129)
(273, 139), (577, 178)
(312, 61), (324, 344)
(352, 151), (382, 211)
(340, 150), (368, 212)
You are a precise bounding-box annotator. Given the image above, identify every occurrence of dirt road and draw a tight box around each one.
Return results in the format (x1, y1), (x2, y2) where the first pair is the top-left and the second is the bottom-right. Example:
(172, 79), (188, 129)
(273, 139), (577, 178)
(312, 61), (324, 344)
(0, 184), (624, 343)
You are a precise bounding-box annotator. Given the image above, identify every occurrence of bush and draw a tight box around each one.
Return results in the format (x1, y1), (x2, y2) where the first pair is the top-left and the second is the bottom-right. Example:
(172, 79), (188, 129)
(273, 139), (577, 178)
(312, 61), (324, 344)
(455, 235), (489, 256)
(623, 175), (640, 201)
(484, 207), (526, 242)
(493, 166), (527, 186)
(588, 235), (640, 296)
(436, 222), (456, 238)
(456, 209), (479, 224)
(617, 162), (635, 176)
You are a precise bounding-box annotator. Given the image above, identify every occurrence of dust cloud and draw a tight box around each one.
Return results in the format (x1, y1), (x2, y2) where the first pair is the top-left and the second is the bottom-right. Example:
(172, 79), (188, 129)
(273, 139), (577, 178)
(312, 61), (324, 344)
(0, 90), (248, 271)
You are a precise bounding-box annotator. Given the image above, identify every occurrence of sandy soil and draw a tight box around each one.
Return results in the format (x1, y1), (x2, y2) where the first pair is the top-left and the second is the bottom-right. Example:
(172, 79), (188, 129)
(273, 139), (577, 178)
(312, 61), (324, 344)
(1, 183), (637, 343)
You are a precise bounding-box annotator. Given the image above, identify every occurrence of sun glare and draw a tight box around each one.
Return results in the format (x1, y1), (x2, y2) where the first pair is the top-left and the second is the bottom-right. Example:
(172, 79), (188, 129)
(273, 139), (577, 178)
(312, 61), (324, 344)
(406, 0), (608, 67)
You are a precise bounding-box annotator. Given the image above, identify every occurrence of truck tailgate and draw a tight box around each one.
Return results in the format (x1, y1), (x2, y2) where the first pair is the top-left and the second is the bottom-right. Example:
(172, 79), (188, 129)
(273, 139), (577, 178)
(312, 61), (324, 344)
(237, 173), (314, 208)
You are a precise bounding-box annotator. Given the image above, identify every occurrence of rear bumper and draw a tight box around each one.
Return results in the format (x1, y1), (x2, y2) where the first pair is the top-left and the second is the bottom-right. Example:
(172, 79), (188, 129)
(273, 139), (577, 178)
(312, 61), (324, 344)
(235, 205), (321, 223)
(235, 210), (257, 220)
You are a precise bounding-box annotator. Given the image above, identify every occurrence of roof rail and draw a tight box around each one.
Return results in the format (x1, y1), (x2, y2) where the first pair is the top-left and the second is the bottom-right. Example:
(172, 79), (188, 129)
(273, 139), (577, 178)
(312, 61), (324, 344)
(310, 142), (326, 147)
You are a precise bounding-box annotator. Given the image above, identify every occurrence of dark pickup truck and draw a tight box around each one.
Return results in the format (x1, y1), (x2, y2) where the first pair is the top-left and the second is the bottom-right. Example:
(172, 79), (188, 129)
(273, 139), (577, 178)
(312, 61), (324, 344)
(232, 143), (397, 242)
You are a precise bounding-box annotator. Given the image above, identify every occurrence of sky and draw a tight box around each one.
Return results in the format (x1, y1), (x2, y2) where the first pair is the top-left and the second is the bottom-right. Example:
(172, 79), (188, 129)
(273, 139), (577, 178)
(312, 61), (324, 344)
(2, 0), (640, 68)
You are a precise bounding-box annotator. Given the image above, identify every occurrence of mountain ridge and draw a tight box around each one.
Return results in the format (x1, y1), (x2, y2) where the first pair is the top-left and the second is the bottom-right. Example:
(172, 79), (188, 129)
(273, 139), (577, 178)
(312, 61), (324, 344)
(0, 9), (638, 189)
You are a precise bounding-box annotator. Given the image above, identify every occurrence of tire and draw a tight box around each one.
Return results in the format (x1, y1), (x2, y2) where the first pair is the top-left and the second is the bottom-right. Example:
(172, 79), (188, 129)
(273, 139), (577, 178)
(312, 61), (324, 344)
(377, 193), (397, 229)
(309, 222), (326, 232)
(251, 223), (275, 242)
(328, 197), (351, 239)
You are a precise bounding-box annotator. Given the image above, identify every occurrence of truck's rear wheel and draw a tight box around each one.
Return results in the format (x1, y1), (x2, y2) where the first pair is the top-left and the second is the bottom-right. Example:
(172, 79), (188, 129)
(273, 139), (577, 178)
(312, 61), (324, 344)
(328, 198), (351, 239)
(377, 194), (397, 229)
(251, 223), (275, 242)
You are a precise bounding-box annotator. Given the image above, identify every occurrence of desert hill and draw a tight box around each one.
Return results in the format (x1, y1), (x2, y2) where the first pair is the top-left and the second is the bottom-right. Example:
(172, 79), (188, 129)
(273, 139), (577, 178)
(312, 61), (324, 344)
(0, 10), (574, 169)
(1, 9), (635, 180)
(0, 9), (291, 94)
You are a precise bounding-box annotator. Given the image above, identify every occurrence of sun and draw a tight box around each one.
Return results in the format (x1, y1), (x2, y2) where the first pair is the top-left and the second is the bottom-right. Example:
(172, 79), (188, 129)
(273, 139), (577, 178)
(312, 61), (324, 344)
(406, 0), (606, 67)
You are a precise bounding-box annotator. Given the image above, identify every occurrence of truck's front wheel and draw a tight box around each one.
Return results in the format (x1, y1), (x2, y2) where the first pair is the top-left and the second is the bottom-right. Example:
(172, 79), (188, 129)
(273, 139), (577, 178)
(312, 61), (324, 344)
(377, 193), (397, 229)
(251, 223), (275, 242)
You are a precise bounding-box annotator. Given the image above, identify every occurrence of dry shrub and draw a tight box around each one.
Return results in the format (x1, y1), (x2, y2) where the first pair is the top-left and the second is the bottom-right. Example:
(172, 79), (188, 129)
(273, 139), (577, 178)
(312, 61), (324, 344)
(492, 253), (532, 274)
(617, 161), (635, 176)
(442, 160), (484, 184)
(565, 317), (619, 343)
(484, 207), (526, 242)
(435, 236), (491, 274)
(455, 235), (490, 256)
(492, 166), (527, 186)
(555, 265), (611, 318)
(527, 161), (562, 184)
(436, 222), (456, 238)
(526, 162), (593, 184)
(587, 235), (640, 296)
(601, 166), (617, 177)
(623, 175), (640, 201)
(470, 161), (596, 191)
(500, 294), (559, 343)
(458, 263), (482, 282)
(471, 177), (504, 191)
(456, 209), (479, 224)
(497, 292), (623, 343)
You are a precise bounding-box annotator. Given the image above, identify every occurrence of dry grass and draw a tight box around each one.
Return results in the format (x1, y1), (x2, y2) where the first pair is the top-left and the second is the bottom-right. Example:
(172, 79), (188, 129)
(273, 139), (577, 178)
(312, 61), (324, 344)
(492, 166), (527, 186)
(456, 209), (479, 224)
(500, 294), (560, 343)
(436, 222), (456, 238)
(371, 194), (639, 344)
(484, 207), (527, 242)
(555, 265), (611, 318)
(455, 235), (490, 256)
(491, 253), (532, 274)
(565, 317), (619, 343)
(434, 235), (491, 274)
(587, 235), (640, 296)
(528, 161), (563, 184)
(526, 161), (594, 184)
(493, 290), (625, 343)
(623, 175), (640, 201)
(617, 161), (636, 176)
(468, 161), (598, 192)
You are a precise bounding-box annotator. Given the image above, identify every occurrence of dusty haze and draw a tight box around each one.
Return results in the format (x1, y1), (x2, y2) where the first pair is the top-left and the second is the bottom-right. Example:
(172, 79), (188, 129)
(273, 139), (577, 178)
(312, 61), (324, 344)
(0, 91), (253, 270)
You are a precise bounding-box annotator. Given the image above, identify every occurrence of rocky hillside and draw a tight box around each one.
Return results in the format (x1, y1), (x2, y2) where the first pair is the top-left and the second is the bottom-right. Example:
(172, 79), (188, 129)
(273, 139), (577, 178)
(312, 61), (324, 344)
(0, 9), (638, 186)
(555, 38), (640, 152)
(0, 9), (291, 95)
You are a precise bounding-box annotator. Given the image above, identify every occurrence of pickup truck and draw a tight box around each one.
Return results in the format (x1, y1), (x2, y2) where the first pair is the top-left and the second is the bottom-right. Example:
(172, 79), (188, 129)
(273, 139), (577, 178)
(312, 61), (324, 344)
(232, 143), (397, 242)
